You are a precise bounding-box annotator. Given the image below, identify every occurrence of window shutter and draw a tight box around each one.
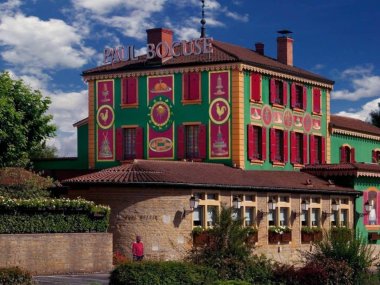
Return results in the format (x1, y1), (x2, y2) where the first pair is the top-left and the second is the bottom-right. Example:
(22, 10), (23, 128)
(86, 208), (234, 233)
(247, 125), (254, 160)
(363, 191), (369, 225)
(270, 79), (276, 104)
(282, 81), (288, 106)
(116, 128), (124, 161)
(198, 124), (206, 159)
(350, 147), (356, 163)
(283, 131), (288, 163)
(303, 134), (308, 164)
(135, 127), (144, 159)
(122, 78), (128, 104)
(261, 127), (267, 161)
(372, 150), (376, 163)
(270, 128), (276, 162)
(183, 73), (190, 100)
(127, 77), (137, 104)
(310, 135), (315, 164)
(177, 125), (185, 159)
(291, 83), (296, 108)
(189, 72), (200, 100)
(313, 88), (321, 113)
(303, 86), (307, 110)
(321, 137), (326, 164)
(251, 73), (261, 101)
(377, 192), (380, 226)
(340, 146), (346, 163)
(290, 132), (296, 164)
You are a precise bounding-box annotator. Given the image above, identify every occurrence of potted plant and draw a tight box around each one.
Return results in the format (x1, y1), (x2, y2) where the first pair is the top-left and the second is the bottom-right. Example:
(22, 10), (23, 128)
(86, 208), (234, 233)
(192, 226), (209, 246)
(301, 226), (314, 243)
(268, 226), (291, 243)
(313, 227), (323, 241)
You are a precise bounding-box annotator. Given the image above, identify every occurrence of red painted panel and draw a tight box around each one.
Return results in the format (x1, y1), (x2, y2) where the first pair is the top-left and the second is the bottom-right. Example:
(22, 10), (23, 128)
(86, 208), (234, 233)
(303, 133), (308, 164)
(270, 79), (276, 104)
(261, 127), (267, 161)
(291, 83), (296, 108)
(351, 147), (356, 163)
(251, 73), (261, 101)
(198, 124), (207, 159)
(116, 128), (123, 161)
(364, 191), (369, 225)
(290, 132), (296, 164)
(376, 192), (380, 225)
(372, 150), (376, 163)
(303, 86), (307, 110)
(189, 72), (200, 100)
(282, 81), (288, 106)
(127, 77), (137, 104)
(270, 128), (276, 162)
(313, 88), (321, 113)
(283, 130), (288, 163)
(247, 125), (254, 160)
(177, 125), (185, 159)
(321, 137), (326, 164)
(310, 135), (315, 164)
(340, 146), (346, 163)
(122, 78), (128, 104)
(135, 127), (144, 159)
(183, 73), (189, 100)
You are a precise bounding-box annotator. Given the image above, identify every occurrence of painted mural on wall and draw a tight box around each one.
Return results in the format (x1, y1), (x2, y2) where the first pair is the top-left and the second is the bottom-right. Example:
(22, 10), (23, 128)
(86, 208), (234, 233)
(209, 71), (230, 159)
(250, 104), (322, 134)
(96, 80), (115, 161)
(363, 188), (380, 229)
(147, 75), (175, 159)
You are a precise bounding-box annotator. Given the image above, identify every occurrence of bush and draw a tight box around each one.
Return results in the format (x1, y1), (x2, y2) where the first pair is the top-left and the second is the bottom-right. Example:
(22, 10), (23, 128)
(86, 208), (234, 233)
(243, 255), (274, 284)
(109, 261), (217, 285)
(0, 267), (34, 285)
(0, 197), (110, 233)
(211, 281), (251, 285)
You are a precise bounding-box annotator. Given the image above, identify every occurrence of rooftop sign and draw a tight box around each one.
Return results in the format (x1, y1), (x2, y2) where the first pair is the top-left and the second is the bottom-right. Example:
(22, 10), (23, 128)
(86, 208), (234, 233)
(103, 37), (213, 65)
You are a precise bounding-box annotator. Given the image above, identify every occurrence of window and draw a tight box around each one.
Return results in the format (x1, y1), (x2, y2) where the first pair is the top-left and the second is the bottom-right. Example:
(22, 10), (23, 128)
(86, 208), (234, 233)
(301, 196), (322, 228)
(268, 195), (290, 227)
(310, 135), (325, 164)
(270, 129), (288, 163)
(116, 127), (143, 160)
(183, 72), (201, 101)
(270, 79), (287, 106)
(122, 77), (138, 105)
(291, 83), (307, 110)
(372, 150), (380, 163)
(363, 190), (379, 226)
(312, 88), (321, 114)
(291, 132), (307, 165)
(330, 197), (350, 228)
(247, 125), (266, 161)
(231, 193), (257, 227)
(250, 73), (261, 102)
(340, 145), (355, 163)
(192, 191), (220, 228)
(177, 124), (206, 160)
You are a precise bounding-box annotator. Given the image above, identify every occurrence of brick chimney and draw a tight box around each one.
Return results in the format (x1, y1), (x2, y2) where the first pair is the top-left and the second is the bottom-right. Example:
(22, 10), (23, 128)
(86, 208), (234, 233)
(277, 35), (293, 66)
(255, 42), (264, 55)
(146, 28), (173, 63)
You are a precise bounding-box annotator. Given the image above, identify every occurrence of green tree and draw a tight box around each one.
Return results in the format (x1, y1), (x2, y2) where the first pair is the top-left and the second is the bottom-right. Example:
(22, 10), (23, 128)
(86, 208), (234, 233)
(0, 71), (56, 166)
(369, 102), (380, 128)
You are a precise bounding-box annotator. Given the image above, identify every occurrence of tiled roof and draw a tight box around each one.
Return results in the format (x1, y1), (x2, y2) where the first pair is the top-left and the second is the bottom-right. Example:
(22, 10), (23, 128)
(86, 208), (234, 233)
(330, 115), (380, 137)
(82, 39), (334, 85)
(302, 162), (380, 177)
(62, 160), (356, 195)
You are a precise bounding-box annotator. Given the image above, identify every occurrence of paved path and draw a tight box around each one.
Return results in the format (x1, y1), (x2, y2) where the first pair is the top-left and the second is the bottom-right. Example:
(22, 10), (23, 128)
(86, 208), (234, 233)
(33, 273), (110, 285)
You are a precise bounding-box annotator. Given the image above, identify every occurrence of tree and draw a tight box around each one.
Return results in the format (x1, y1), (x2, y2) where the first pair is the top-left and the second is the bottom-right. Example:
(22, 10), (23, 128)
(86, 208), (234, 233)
(369, 102), (380, 128)
(0, 71), (56, 167)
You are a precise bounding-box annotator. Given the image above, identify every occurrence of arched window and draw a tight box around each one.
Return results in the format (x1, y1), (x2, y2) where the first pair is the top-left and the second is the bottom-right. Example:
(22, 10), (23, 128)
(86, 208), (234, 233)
(363, 189), (380, 226)
(372, 149), (380, 163)
(340, 145), (355, 163)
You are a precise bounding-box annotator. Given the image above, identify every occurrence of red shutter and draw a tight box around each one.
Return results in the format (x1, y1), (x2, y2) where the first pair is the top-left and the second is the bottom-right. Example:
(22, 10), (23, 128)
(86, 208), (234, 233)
(321, 137), (326, 164)
(189, 72), (200, 100)
(372, 150), (376, 163)
(313, 89), (321, 113)
(122, 78), (128, 104)
(291, 83), (296, 108)
(198, 124), (206, 159)
(261, 127), (267, 161)
(177, 125), (185, 159)
(270, 79), (276, 104)
(270, 128), (276, 162)
(283, 131), (288, 163)
(135, 127), (143, 159)
(310, 135), (315, 164)
(127, 77), (137, 104)
(282, 81), (288, 106)
(303, 86), (307, 110)
(116, 128), (124, 161)
(183, 73), (189, 100)
(290, 132), (296, 164)
(251, 73), (261, 101)
(377, 192), (380, 226)
(247, 125), (254, 160)
(363, 191), (369, 225)
(303, 134), (308, 164)
(350, 147), (356, 163)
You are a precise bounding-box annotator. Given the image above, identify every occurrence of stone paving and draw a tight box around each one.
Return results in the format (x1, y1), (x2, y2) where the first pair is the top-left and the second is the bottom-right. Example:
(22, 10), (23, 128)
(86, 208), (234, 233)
(33, 273), (110, 285)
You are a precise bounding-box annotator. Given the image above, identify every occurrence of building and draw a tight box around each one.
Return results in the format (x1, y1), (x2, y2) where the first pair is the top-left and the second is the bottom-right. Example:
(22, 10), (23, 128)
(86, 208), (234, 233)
(34, 27), (380, 261)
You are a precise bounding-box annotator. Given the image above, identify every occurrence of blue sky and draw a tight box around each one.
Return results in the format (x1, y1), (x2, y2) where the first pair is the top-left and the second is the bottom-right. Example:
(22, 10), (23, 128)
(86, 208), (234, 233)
(0, 0), (379, 156)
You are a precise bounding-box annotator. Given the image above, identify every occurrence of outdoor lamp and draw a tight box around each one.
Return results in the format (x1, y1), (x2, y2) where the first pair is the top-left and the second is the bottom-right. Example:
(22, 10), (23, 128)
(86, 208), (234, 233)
(232, 196), (242, 209)
(301, 199), (310, 211)
(268, 198), (277, 211)
(364, 201), (372, 213)
(189, 195), (199, 209)
(331, 200), (339, 211)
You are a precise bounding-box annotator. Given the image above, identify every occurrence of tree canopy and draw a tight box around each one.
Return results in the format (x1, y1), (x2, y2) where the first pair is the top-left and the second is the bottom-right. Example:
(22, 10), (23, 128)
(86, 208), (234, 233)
(369, 102), (380, 128)
(0, 71), (56, 167)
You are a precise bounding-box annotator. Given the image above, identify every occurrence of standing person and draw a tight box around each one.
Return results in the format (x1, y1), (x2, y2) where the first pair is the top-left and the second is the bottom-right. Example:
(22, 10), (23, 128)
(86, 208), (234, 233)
(132, 235), (144, 261)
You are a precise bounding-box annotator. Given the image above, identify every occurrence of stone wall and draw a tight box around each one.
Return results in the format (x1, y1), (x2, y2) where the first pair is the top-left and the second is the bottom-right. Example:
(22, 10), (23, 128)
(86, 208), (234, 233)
(0, 233), (113, 275)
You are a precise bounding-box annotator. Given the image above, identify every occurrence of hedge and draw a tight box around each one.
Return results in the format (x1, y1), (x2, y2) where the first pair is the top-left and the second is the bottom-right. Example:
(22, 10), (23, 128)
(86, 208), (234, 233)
(0, 197), (110, 233)
(0, 267), (34, 285)
(109, 261), (218, 285)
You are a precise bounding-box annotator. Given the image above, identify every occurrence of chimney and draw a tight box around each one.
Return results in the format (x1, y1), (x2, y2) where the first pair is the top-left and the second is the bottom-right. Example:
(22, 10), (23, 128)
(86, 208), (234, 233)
(255, 42), (264, 55)
(277, 30), (293, 66)
(146, 28), (173, 63)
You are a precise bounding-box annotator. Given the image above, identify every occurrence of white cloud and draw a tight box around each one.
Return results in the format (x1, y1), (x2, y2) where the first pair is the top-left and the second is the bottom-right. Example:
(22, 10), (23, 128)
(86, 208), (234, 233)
(335, 97), (380, 122)
(331, 65), (380, 101)
(174, 27), (200, 41)
(47, 132), (78, 157)
(0, 0), (21, 15)
(0, 13), (95, 71)
(225, 10), (249, 22)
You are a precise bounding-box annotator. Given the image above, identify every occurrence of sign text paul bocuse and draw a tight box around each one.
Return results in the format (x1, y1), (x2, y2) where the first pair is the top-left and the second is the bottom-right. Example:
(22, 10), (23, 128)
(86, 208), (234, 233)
(103, 37), (213, 64)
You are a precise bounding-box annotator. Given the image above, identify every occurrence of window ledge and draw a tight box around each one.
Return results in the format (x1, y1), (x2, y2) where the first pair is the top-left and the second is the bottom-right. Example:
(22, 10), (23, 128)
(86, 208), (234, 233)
(181, 99), (202, 105)
(250, 99), (263, 104)
(272, 161), (285, 167)
(312, 111), (322, 116)
(272, 104), (285, 109)
(293, 107), (305, 113)
(292, 163), (304, 169)
(250, 159), (264, 165)
(121, 103), (139, 109)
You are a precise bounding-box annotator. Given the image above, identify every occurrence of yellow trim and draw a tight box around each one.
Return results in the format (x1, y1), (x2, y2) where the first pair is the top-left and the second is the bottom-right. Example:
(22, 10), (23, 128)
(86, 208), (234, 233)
(331, 128), (380, 141)
(181, 99), (202, 105)
(121, 103), (139, 109)
(182, 122), (202, 126)
(121, 125), (139, 128)
(326, 90), (331, 163)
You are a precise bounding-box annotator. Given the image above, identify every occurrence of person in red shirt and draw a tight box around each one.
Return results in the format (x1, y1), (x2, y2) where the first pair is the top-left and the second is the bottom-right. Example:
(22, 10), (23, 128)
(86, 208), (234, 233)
(132, 235), (144, 261)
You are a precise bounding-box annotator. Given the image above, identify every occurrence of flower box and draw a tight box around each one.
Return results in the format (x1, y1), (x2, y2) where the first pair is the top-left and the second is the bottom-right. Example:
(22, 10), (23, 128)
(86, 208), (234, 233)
(193, 232), (209, 247)
(314, 231), (323, 241)
(368, 232), (380, 241)
(246, 232), (258, 245)
(301, 232), (314, 243)
(281, 232), (292, 242)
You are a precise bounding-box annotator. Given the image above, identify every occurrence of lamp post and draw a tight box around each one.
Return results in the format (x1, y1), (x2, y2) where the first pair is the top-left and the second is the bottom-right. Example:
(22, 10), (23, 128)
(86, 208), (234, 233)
(189, 195), (199, 209)
(232, 196), (242, 209)
(268, 198), (277, 211)
(331, 200), (339, 211)
(301, 199), (310, 211)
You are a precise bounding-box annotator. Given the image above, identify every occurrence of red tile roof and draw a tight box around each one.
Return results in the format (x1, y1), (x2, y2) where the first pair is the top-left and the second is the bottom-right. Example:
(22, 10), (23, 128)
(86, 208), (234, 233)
(302, 162), (380, 177)
(82, 39), (334, 85)
(63, 160), (357, 195)
(330, 115), (380, 137)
